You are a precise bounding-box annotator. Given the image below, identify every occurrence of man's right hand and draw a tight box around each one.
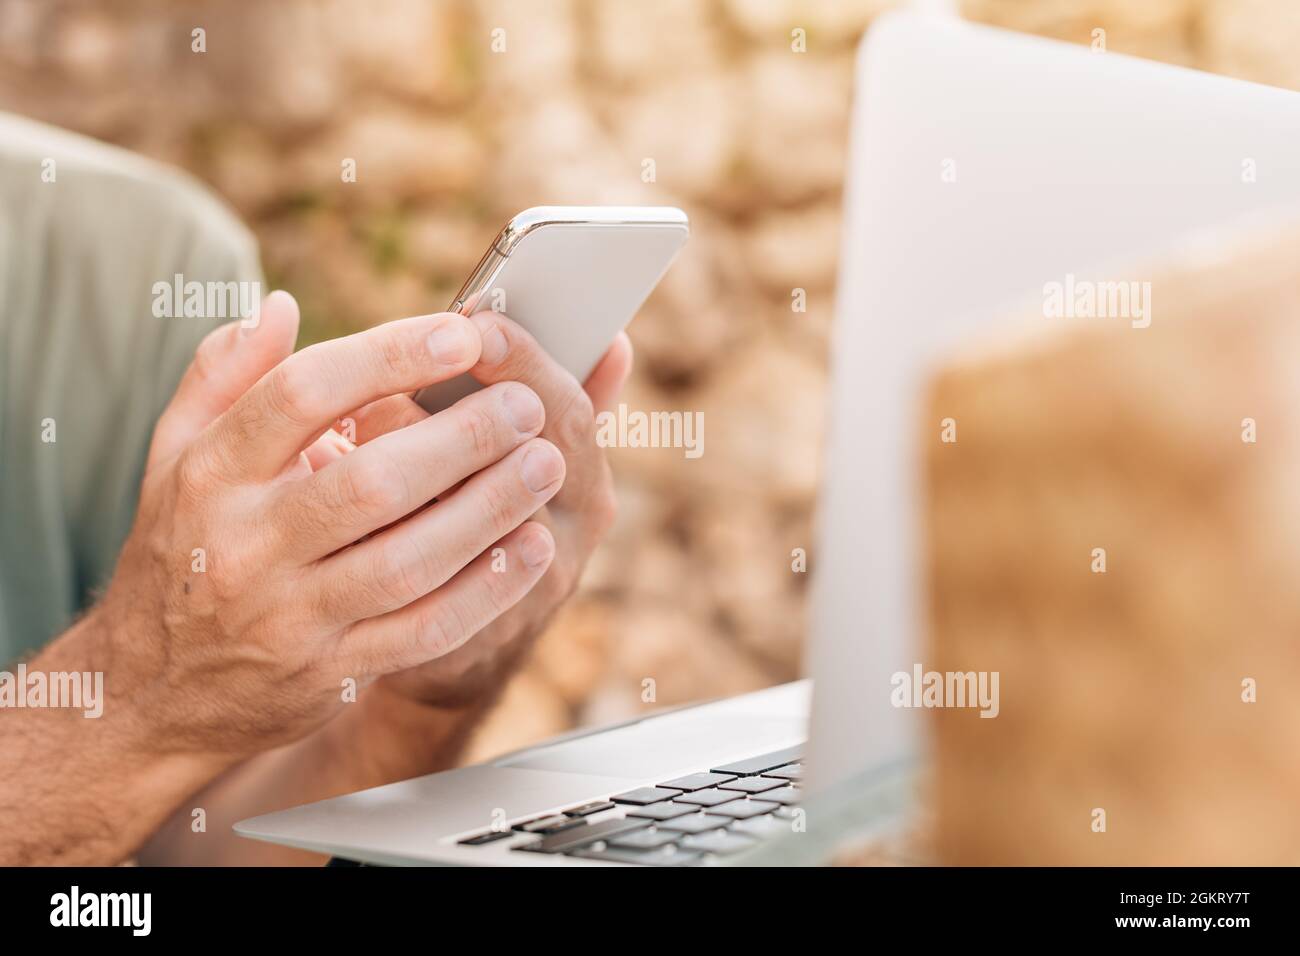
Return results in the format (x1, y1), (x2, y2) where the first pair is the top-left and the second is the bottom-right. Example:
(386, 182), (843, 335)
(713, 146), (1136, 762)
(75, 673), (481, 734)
(98, 291), (565, 764)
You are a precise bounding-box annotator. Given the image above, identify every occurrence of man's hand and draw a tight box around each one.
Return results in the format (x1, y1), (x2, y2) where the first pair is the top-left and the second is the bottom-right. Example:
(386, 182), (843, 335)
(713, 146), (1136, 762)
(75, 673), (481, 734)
(103, 294), (569, 760)
(139, 307), (633, 866)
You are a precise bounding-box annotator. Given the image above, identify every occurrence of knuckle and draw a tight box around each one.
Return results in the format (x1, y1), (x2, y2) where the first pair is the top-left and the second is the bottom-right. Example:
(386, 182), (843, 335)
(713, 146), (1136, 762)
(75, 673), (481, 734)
(367, 553), (420, 612)
(268, 353), (325, 427)
(416, 599), (467, 659)
(313, 571), (353, 625)
(459, 403), (503, 460)
(552, 386), (596, 450)
(487, 552), (525, 602)
(336, 623), (386, 677)
(321, 561), (379, 625)
(206, 545), (251, 603)
(480, 473), (524, 537)
(375, 328), (416, 381)
(174, 447), (215, 500)
(375, 627), (425, 674)
(322, 561), (393, 626)
(379, 537), (442, 608)
(340, 451), (408, 518)
(503, 348), (541, 384)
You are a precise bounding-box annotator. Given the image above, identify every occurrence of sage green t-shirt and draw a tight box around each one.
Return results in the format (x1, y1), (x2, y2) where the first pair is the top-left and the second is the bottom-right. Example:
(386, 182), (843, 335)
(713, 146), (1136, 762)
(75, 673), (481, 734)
(0, 112), (262, 661)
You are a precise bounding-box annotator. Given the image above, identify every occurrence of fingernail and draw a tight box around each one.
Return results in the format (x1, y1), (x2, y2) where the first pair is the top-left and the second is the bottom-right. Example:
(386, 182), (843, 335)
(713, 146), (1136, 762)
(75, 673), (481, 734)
(520, 528), (555, 569)
(520, 443), (564, 494)
(244, 289), (293, 336)
(502, 385), (543, 435)
(427, 320), (473, 366)
(479, 322), (508, 365)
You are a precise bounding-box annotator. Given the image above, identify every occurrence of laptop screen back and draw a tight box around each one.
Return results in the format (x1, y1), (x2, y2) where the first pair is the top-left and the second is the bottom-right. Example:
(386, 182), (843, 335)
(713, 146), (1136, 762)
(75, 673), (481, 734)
(806, 11), (1300, 792)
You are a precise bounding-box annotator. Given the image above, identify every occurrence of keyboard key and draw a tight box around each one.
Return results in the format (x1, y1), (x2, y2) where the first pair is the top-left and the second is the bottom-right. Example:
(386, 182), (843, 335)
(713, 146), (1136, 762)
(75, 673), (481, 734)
(626, 801), (699, 821)
(712, 749), (800, 780)
(610, 787), (682, 805)
(657, 772), (736, 792)
(608, 828), (679, 850)
(512, 815), (562, 833)
(762, 764), (803, 781)
(707, 799), (780, 820)
(718, 777), (785, 794)
(541, 816), (588, 834)
(753, 785), (800, 805)
(563, 800), (616, 817)
(569, 845), (704, 867)
(457, 829), (514, 846)
(731, 814), (791, 838)
(773, 805), (800, 819)
(515, 815), (585, 835)
(657, 813), (733, 834)
(710, 744), (805, 776)
(671, 788), (743, 807)
(514, 816), (649, 854)
(680, 831), (758, 856)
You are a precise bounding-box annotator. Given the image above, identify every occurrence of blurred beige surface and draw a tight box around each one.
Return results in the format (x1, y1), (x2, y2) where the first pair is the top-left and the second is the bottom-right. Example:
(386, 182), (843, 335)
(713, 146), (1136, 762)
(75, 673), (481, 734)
(925, 219), (1300, 864)
(2, 0), (1298, 761)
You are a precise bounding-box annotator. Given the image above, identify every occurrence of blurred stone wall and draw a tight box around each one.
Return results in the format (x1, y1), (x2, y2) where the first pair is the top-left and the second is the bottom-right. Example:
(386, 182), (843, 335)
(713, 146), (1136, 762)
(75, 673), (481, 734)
(1, 0), (1296, 762)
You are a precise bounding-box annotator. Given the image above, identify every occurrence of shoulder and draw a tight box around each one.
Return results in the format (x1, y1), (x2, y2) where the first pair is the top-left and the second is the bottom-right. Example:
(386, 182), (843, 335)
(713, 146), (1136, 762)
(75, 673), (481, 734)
(0, 111), (259, 276)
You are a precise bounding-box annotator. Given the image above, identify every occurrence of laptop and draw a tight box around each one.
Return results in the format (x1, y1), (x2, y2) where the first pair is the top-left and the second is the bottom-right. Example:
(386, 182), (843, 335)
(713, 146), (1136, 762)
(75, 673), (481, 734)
(235, 10), (1300, 865)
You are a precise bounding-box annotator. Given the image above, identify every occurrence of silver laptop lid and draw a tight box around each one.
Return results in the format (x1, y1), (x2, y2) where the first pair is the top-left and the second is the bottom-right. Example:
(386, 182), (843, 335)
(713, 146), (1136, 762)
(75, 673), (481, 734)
(805, 11), (1300, 793)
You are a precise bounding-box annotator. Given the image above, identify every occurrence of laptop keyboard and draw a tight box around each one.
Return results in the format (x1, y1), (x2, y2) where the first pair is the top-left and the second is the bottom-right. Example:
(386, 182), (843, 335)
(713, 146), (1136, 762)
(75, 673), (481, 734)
(455, 743), (806, 866)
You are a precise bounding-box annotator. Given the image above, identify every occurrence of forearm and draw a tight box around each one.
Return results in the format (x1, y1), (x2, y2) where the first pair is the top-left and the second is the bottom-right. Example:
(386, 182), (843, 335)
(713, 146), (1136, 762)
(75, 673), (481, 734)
(138, 686), (492, 866)
(0, 612), (230, 865)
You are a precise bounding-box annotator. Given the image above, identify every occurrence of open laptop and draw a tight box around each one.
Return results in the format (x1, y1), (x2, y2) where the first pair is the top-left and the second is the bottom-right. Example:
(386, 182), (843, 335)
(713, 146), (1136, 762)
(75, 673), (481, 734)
(235, 11), (1300, 865)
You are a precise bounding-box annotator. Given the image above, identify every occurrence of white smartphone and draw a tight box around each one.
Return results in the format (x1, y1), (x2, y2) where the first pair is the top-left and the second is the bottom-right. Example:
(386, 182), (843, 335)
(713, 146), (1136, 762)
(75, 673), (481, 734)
(414, 205), (689, 414)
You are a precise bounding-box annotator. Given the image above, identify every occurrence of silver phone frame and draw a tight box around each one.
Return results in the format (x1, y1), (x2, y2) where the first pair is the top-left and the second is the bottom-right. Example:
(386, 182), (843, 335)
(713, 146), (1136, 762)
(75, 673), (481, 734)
(447, 205), (690, 315)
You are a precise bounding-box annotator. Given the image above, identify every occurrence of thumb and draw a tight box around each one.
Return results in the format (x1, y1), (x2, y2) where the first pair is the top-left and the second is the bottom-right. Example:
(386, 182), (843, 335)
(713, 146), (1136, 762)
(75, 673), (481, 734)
(583, 332), (634, 414)
(148, 290), (301, 468)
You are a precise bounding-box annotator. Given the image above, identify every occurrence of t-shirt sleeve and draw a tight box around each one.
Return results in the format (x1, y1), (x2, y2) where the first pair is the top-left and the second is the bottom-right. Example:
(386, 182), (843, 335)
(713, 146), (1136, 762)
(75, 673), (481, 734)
(0, 112), (262, 659)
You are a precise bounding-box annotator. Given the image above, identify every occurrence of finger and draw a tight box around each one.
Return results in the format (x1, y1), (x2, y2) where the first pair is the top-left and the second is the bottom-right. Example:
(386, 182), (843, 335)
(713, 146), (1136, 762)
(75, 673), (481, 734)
(148, 290), (300, 468)
(336, 521), (556, 676)
(198, 312), (480, 484)
(344, 393), (429, 445)
(466, 311), (604, 504)
(268, 383), (549, 561)
(304, 428), (355, 471)
(584, 332), (634, 414)
(309, 437), (563, 623)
